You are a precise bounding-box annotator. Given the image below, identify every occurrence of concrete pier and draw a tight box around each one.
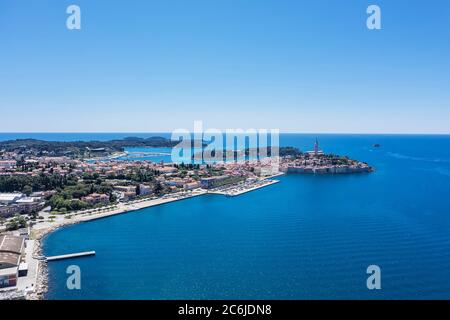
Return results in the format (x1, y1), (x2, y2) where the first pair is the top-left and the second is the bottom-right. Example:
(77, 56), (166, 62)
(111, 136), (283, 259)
(46, 251), (96, 261)
(209, 179), (280, 197)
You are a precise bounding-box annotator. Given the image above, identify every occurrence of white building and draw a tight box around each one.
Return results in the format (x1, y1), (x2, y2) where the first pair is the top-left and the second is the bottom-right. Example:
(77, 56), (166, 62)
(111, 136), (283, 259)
(139, 184), (153, 196)
(0, 193), (25, 205)
(183, 182), (200, 190)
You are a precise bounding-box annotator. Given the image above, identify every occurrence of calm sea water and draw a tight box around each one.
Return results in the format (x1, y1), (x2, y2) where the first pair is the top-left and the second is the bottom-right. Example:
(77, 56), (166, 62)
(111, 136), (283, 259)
(31, 134), (450, 299)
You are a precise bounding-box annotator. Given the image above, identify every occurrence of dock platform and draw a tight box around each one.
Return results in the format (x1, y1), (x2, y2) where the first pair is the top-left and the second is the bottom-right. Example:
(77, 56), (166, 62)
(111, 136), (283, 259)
(209, 179), (280, 197)
(46, 251), (96, 261)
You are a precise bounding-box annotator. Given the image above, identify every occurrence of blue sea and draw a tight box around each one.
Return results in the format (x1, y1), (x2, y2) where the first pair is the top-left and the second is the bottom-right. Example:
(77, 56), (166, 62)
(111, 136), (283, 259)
(13, 133), (449, 299)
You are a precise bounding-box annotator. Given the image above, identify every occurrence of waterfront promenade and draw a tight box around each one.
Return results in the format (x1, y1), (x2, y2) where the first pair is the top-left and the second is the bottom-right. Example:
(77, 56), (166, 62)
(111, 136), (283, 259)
(31, 176), (281, 239)
(31, 189), (209, 240)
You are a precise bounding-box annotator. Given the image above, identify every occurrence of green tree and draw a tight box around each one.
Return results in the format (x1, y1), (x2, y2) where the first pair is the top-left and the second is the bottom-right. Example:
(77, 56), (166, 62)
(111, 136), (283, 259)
(22, 185), (33, 196)
(6, 215), (27, 231)
(109, 193), (117, 203)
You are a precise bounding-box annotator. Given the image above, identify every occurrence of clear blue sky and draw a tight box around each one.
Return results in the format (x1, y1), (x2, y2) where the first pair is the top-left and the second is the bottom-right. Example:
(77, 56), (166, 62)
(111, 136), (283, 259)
(0, 0), (449, 133)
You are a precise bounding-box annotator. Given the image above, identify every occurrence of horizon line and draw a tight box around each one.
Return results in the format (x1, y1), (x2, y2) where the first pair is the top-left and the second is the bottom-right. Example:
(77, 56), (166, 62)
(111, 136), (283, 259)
(1, 131), (450, 136)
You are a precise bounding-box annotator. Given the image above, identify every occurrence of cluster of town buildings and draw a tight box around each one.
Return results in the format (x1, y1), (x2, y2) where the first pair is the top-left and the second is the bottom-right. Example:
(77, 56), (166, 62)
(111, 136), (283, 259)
(0, 153), (279, 218)
(279, 140), (372, 174)
(1, 140), (372, 219)
(279, 155), (372, 174)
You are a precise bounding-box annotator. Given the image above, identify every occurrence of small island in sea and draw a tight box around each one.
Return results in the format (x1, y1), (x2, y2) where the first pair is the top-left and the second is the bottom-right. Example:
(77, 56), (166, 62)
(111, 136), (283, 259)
(0, 137), (372, 299)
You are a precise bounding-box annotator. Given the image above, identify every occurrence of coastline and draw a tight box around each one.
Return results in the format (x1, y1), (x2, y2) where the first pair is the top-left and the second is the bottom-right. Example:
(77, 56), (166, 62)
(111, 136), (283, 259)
(28, 189), (208, 300)
(27, 177), (279, 299)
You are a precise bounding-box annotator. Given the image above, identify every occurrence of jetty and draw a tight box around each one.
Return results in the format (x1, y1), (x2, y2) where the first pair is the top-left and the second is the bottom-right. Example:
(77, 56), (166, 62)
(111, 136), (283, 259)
(209, 179), (280, 197)
(46, 251), (96, 261)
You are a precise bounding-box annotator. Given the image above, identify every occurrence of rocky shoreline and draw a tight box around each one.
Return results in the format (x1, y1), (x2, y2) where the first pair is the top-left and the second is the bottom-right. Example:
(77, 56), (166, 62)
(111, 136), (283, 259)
(28, 229), (51, 300)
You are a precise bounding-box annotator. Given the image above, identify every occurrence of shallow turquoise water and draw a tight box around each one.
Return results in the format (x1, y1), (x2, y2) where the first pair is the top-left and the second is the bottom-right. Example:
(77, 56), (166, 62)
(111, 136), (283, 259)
(42, 135), (450, 299)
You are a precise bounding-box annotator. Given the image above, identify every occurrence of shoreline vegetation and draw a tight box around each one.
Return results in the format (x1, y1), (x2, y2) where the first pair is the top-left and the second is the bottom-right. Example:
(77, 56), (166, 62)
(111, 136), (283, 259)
(0, 136), (373, 300)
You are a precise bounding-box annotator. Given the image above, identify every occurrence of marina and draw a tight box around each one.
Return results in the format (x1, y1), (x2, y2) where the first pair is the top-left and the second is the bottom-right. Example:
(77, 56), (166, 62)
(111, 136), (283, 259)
(208, 179), (280, 197)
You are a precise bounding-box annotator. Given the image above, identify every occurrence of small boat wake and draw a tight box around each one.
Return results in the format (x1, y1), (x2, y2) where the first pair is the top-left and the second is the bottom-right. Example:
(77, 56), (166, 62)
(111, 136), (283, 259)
(387, 152), (450, 163)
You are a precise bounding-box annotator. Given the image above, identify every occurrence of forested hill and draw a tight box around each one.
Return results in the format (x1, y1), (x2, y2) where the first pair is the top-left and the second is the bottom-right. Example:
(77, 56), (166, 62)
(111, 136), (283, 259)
(0, 137), (178, 157)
